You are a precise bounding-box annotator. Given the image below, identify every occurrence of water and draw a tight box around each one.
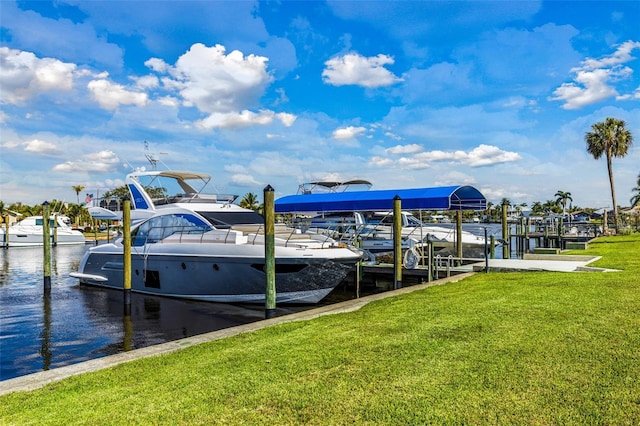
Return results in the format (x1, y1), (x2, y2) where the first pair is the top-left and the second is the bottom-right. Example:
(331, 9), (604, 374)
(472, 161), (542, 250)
(0, 244), (290, 381)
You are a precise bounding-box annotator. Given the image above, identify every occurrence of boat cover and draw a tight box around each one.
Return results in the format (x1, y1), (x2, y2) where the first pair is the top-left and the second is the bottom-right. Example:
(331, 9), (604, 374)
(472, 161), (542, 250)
(275, 185), (486, 212)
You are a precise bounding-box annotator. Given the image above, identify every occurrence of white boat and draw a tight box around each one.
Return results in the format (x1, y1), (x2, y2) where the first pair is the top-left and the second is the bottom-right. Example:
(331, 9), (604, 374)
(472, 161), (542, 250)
(0, 215), (86, 247)
(72, 170), (362, 304)
(298, 211), (491, 257)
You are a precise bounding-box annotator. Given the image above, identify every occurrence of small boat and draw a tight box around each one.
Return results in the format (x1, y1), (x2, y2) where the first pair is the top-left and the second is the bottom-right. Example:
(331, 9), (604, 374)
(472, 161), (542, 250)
(73, 169), (362, 304)
(0, 215), (86, 247)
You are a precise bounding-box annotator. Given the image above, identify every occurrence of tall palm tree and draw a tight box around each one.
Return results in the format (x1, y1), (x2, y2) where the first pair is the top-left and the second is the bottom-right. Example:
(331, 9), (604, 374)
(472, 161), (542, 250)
(239, 192), (259, 211)
(72, 185), (85, 205)
(631, 172), (640, 207)
(554, 190), (572, 215)
(585, 117), (634, 231)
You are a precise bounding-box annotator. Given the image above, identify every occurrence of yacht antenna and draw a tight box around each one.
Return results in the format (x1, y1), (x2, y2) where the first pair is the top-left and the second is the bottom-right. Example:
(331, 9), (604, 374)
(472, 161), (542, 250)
(144, 141), (169, 170)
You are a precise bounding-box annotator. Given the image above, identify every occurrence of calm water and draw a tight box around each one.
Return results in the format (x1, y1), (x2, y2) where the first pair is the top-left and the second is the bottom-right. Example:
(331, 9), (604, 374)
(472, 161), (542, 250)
(0, 244), (299, 381)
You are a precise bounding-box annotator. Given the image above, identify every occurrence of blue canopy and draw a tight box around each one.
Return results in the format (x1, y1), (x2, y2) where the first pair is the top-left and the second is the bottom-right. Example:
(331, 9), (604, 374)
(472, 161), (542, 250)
(275, 185), (487, 213)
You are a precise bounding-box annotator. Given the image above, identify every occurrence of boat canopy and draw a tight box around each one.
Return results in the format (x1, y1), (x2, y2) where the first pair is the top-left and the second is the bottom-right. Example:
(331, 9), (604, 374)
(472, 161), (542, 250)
(275, 185), (487, 213)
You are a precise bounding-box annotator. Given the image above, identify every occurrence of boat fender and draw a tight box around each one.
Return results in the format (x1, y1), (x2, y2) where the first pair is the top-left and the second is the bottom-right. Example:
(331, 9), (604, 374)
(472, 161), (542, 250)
(403, 247), (420, 270)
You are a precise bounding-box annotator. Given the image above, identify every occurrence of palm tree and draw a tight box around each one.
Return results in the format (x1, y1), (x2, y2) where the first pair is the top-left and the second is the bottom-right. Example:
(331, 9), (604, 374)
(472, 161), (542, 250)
(631, 172), (640, 207)
(239, 193), (259, 211)
(72, 185), (85, 205)
(485, 201), (494, 222)
(531, 201), (543, 215)
(554, 190), (572, 215)
(585, 117), (634, 231)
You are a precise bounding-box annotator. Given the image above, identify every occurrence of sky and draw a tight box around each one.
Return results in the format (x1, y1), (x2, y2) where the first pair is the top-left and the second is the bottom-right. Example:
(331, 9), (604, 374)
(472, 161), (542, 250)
(1, 0), (639, 210)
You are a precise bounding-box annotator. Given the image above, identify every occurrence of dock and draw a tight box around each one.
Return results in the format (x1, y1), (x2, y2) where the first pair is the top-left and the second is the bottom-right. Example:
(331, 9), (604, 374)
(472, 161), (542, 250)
(356, 252), (610, 291)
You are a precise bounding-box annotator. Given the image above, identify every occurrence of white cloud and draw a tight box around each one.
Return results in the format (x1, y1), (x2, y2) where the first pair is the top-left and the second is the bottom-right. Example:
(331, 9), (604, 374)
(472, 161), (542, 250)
(163, 43), (273, 114)
(369, 156), (394, 167)
(0, 47), (76, 104)
(617, 86), (640, 101)
(372, 144), (521, 169)
(23, 139), (61, 155)
(196, 110), (296, 130)
(52, 150), (120, 173)
(230, 173), (261, 187)
(458, 144), (522, 167)
(416, 145), (522, 167)
(133, 75), (159, 89)
(550, 69), (620, 110)
(581, 40), (640, 70)
(386, 143), (423, 154)
(87, 79), (149, 110)
(145, 57), (170, 73)
(397, 157), (430, 170)
(157, 96), (180, 107)
(550, 40), (640, 109)
(322, 53), (403, 87)
(332, 126), (367, 139)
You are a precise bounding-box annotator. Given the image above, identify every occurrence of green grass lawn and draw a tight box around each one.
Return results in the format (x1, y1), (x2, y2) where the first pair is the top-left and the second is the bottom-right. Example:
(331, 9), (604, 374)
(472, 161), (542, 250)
(2, 234), (639, 425)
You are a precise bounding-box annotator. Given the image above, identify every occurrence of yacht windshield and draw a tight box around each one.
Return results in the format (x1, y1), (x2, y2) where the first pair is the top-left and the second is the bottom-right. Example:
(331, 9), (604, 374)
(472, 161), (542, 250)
(197, 211), (264, 228)
(132, 213), (212, 246)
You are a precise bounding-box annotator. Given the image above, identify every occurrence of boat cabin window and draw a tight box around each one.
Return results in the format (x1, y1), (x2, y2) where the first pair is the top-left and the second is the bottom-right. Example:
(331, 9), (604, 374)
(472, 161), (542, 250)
(35, 218), (56, 227)
(132, 213), (212, 246)
(197, 211), (264, 229)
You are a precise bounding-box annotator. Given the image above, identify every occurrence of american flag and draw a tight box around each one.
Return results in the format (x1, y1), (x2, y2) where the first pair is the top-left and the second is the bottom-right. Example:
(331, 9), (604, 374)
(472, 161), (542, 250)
(85, 193), (94, 205)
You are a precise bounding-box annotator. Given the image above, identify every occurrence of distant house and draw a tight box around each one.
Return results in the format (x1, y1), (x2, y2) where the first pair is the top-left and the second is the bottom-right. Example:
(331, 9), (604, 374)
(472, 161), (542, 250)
(1, 210), (22, 226)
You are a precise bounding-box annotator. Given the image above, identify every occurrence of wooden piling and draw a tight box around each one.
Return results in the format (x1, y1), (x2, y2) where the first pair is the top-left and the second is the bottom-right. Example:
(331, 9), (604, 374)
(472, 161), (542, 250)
(355, 239), (361, 299)
(123, 199), (132, 307)
(393, 195), (402, 289)
(3, 214), (8, 248)
(501, 203), (509, 259)
(53, 213), (58, 246)
(490, 235), (495, 259)
(456, 210), (463, 261)
(264, 185), (276, 318)
(484, 228), (489, 273)
(41, 293), (52, 370)
(123, 313), (133, 351)
(558, 216), (564, 249)
(42, 201), (51, 294)
(426, 240), (433, 282)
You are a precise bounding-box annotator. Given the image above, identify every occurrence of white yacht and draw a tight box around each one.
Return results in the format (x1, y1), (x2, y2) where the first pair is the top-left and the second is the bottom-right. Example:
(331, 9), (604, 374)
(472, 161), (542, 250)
(72, 170), (362, 304)
(0, 215), (86, 247)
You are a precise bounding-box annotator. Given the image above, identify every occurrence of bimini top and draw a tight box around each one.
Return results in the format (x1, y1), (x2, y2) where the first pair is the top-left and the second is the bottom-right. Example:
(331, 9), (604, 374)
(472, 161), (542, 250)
(275, 185), (487, 213)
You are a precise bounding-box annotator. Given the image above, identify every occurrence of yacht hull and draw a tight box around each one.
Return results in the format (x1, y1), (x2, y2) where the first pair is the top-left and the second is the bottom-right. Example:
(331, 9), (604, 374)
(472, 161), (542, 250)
(0, 232), (86, 247)
(72, 243), (358, 304)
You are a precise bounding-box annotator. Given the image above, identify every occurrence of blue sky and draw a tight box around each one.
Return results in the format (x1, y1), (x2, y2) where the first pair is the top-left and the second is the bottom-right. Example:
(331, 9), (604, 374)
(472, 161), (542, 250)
(1, 1), (639, 209)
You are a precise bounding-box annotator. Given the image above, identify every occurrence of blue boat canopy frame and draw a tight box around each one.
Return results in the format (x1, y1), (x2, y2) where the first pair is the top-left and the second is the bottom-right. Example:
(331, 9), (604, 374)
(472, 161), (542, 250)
(275, 185), (487, 213)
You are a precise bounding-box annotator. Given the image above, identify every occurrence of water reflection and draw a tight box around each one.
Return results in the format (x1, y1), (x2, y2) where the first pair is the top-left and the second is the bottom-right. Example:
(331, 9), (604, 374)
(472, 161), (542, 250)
(0, 245), (273, 381)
